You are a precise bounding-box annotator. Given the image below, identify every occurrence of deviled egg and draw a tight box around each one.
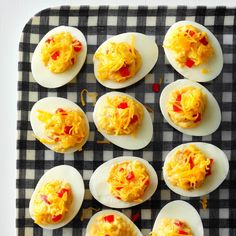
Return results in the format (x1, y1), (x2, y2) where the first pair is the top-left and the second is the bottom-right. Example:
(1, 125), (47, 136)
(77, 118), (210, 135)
(152, 200), (204, 236)
(29, 165), (85, 229)
(93, 32), (158, 89)
(31, 26), (87, 88)
(86, 209), (142, 236)
(30, 97), (89, 153)
(163, 20), (223, 82)
(93, 91), (153, 150)
(160, 79), (221, 136)
(163, 142), (229, 197)
(89, 156), (158, 208)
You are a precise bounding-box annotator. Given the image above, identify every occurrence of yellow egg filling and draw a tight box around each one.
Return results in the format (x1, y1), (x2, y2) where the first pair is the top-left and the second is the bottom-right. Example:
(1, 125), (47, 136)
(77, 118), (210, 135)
(32, 180), (72, 225)
(167, 86), (207, 128)
(153, 218), (193, 236)
(94, 36), (142, 82)
(36, 108), (88, 152)
(163, 24), (214, 68)
(164, 144), (213, 190)
(41, 31), (82, 73)
(90, 213), (137, 236)
(107, 160), (150, 202)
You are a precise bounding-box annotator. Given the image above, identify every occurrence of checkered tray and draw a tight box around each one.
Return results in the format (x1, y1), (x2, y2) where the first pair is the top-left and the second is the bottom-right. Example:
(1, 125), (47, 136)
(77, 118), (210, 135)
(17, 6), (236, 236)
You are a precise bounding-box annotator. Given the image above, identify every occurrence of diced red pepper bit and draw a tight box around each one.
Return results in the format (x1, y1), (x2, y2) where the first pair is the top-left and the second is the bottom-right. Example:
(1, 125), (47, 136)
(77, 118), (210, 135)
(173, 105), (182, 112)
(116, 187), (123, 190)
(71, 57), (75, 65)
(52, 214), (62, 222)
(178, 229), (189, 235)
(152, 83), (160, 93)
(119, 167), (124, 172)
(174, 220), (183, 227)
(189, 30), (195, 37)
(64, 126), (72, 135)
(193, 113), (201, 123)
(56, 108), (65, 113)
(176, 94), (182, 102)
(104, 215), (114, 223)
(189, 157), (194, 170)
(117, 102), (128, 109)
(73, 40), (83, 52)
(130, 115), (138, 124)
(199, 36), (208, 46)
(51, 51), (60, 60)
(131, 212), (140, 222)
(185, 58), (195, 68)
(58, 188), (70, 198)
(119, 66), (130, 77)
(206, 158), (214, 176)
(126, 171), (135, 181)
(116, 196), (121, 200)
(41, 195), (51, 205)
(45, 37), (54, 44)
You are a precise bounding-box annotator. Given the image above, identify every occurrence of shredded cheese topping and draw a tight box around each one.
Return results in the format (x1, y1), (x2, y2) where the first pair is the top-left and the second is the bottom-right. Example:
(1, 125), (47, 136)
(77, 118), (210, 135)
(163, 24), (214, 68)
(37, 108), (88, 152)
(167, 86), (207, 128)
(41, 32), (82, 73)
(80, 89), (98, 107)
(153, 218), (193, 236)
(32, 180), (72, 225)
(164, 144), (213, 190)
(107, 160), (150, 202)
(90, 213), (137, 236)
(97, 95), (144, 135)
(94, 35), (142, 82)
(201, 196), (208, 209)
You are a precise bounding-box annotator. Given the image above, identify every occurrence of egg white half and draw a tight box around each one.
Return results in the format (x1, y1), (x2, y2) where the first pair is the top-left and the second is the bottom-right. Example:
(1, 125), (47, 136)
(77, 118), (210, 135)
(152, 200), (204, 236)
(86, 209), (142, 236)
(31, 26), (87, 88)
(93, 91), (153, 150)
(163, 20), (223, 82)
(29, 165), (85, 229)
(89, 156), (158, 208)
(163, 142), (229, 197)
(159, 79), (221, 136)
(93, 32), (158, 89)
(30, 97), (90, 153)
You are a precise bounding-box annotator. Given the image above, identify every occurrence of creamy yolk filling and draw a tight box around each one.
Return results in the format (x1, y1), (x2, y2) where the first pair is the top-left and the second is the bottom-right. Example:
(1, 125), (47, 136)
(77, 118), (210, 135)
(94, 36), (142, 82)
(163, 24), (214, 68)
(152, 218), (193, 236)
(107, 160), (150, 202)
(167, 86), (206, 128)
(32, 180), (72, 225)
(97, 95), (144, 136)
(90, 214), (137, 236)
(37, 108), (88, 152)
(41, 31), (82, 73)
(164, 144), (213, 190)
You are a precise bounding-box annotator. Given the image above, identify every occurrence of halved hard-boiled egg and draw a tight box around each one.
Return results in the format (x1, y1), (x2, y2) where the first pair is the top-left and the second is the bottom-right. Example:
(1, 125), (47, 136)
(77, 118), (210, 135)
(30, 97), (89, 153)
(93, 32), (158, 89)
(86, 209), (142, 236)
(163, 142), (229, 197)
(160, 79), (221, 136)
(89, 156), (158, 208)
(152, 200), (204, 236)
(93, 91), (153, 150)
(29, 165), (85, 229)
(31, 26), (87, 88)
(163, 20), (223, 82)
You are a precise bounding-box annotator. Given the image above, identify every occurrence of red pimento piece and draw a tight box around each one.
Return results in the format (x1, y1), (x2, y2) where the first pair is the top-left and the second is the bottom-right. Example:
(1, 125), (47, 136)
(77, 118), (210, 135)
(73, 40), (82, 52)
(176, 94), (182, 102)
(199, 36), (208, 46)
(119, 66), (130, 77)
(119, 167), (124, 171)
(130, 115), (138, 124)
(117, 102), (128, 109)
(126, 171), (135, 181)
(104, 215), (114, 223)
(206, 158), (214, 176)
(174, 220), (183, 227)
(152, 83), (160, 93)
(116, 187), (123, 190)
(116, 196), (121, 200)
(131, 212), (140, 222)
(51, 51), (60, 60)
(189, 30), (195, 37)
(173, 105), (182, 112)
(64, 126), (72, 135)
(194, 113), (201, 123)
(41, 195), (51, 205)
(71, 57), (75, 65)
(46, 37), (54, 44)
(185, 59), (195, 68)
(58, 188), (70, 198)
(52, 214), (62, 222)
(56, 108), (65, 113)
(178, 229), (189, 235)
(189, 157), (194, 170)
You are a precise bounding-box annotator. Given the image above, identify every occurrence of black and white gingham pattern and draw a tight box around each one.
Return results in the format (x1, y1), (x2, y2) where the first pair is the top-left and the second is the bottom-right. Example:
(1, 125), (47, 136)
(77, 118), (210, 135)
(17, 6), (236, 236)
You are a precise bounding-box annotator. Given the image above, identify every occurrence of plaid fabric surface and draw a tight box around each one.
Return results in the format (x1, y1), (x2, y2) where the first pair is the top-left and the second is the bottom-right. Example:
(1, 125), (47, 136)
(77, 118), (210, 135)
(17, 6), (236, 236)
